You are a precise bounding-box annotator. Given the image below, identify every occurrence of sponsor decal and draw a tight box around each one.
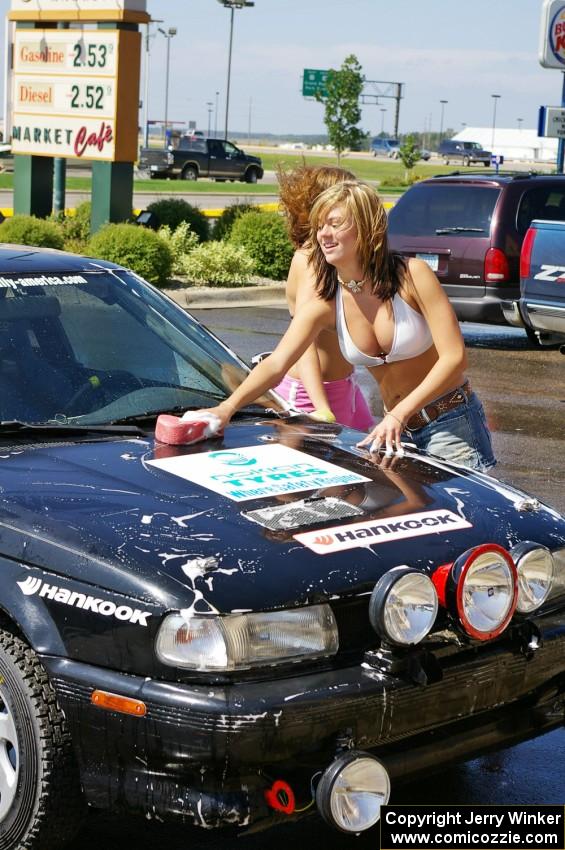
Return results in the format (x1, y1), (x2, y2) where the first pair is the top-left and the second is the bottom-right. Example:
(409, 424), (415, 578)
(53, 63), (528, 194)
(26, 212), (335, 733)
(17, 576), (151, 626)
(148, 444), (370, 502)
(294, 509), (472, 554)
(0, 274), (87, 290)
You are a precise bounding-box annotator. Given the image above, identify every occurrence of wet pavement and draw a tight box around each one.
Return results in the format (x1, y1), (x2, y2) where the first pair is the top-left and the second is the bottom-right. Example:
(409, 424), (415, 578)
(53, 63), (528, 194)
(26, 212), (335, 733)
(68, 310), (565, 849)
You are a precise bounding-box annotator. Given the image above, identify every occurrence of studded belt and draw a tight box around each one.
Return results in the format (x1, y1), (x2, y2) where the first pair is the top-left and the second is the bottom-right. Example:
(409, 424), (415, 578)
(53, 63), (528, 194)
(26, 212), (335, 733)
(405, 381), (472, 433)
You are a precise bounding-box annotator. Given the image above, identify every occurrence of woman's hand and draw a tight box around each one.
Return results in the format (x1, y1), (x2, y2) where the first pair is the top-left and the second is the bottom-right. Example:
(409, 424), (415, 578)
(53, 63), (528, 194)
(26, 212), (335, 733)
(182, 401), (234, 433)
(357, 411), (405, 457)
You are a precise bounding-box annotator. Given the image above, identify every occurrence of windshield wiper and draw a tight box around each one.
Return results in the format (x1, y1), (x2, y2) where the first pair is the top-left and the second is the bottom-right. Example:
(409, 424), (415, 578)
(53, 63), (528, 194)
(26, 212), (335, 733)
(435, 226), (486, 234)
(0, 420), (146, 436)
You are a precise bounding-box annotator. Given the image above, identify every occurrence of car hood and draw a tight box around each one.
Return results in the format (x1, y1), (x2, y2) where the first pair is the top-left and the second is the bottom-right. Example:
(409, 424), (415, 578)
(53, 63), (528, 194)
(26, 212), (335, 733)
(1, 419), (563, 614)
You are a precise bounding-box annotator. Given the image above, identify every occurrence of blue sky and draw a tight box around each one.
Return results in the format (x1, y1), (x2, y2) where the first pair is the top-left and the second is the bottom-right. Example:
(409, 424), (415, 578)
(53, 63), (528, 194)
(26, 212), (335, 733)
(1, 0), (563, 138)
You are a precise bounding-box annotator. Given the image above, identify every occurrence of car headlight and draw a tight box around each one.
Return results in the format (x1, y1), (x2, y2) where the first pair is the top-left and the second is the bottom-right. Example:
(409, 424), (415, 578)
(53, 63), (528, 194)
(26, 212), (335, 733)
(433, 544), (518, 641)
(369, 567), (438, 646)
(511, 542), (555, 613)
(155, 604), (339, 670)
(316, 751), (390, 833)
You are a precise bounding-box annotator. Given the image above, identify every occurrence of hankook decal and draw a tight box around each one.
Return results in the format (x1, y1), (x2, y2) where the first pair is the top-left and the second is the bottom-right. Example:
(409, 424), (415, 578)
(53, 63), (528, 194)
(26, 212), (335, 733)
(148, 444), (370, 502)
(294, 509), (472, 554)
(17, 576), (151, 626)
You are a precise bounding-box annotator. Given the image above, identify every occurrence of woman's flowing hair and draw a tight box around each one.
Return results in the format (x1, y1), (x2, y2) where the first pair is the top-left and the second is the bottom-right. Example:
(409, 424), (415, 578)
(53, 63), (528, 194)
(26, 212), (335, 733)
(307, 181), (406, 302)
(277, 164), (356, 248)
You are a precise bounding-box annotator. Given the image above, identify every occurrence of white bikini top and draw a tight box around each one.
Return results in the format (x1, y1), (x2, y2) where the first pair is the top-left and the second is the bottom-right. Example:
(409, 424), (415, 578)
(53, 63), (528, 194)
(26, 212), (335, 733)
(336, 285), (434, 367)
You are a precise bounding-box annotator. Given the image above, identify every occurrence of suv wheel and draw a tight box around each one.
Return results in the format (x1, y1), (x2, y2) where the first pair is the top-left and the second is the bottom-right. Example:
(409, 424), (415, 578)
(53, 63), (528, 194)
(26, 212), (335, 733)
(245, 168), (259, 184)
(181, 165), (198, 181)
(0, 631), (84, 849)
(463, 156), (470, 167)
(443, 157), (450, 165)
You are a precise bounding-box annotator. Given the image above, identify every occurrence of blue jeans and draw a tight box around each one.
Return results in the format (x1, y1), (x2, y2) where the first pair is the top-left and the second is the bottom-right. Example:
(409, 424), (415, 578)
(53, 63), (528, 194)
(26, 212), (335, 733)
(405, 391), (496, 472)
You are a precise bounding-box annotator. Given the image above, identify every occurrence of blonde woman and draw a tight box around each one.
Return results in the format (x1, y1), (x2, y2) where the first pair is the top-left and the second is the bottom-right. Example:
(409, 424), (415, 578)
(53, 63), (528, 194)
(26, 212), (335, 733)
(194, 181), (495, 471)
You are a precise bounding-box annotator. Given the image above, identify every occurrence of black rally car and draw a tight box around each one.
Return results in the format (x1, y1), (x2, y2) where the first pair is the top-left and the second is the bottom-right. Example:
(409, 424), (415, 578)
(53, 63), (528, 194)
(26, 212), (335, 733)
(0, 246), (564, 848)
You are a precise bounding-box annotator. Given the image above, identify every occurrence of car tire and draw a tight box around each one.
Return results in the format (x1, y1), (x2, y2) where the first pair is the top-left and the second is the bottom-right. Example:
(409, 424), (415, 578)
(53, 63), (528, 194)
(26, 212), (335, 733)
(463, 156), (470, 167)
(0, 630), (84, 850)
(483, 162), (490, 167)
(245, 168), (259, 184)
(443, 157), (450, 165)
(181, 165), (198, 181)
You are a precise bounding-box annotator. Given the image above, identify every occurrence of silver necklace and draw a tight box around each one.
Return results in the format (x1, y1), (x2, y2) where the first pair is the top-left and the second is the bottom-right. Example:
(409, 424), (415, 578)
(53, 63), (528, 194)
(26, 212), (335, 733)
(337, 274), (366, 294)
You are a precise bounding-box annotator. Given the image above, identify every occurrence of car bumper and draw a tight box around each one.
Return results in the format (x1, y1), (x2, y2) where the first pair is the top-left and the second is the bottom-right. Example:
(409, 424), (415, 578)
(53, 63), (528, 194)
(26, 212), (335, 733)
(447, 285), (520, 324)
(520, 298), (565, 338)
(43, 614), (565, 830)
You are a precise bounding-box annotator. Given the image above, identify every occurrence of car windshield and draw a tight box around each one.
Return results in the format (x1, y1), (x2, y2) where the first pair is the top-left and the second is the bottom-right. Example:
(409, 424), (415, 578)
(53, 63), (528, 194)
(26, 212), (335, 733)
(387, 183), (500, 238)
(0, 268), (286, 425)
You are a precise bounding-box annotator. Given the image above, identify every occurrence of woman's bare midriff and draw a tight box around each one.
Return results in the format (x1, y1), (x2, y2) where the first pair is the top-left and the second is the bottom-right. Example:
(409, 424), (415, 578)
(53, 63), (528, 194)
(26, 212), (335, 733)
(287, 329), (354, 382)
(368, 346), (467, 413)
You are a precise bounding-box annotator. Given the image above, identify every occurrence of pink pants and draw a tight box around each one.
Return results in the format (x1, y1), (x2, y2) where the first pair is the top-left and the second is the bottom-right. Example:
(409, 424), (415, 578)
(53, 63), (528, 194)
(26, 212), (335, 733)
(275, 373), (374, 431)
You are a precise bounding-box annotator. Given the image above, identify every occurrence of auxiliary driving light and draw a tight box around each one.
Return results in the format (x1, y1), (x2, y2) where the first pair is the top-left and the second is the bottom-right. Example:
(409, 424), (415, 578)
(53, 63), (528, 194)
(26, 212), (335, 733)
(315, 751), (391, 834)
(369, 567), (438, 646)
(511, 542), (555, 613)
(432, 544), (518, 641)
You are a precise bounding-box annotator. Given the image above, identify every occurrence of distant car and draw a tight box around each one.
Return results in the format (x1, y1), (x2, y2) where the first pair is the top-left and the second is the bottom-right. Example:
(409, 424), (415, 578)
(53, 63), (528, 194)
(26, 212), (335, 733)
(418, 147), (432, 161)
(438, 139), (491, 167)
(2, 245), (565, 845)
(388, 172), (565, 329)
(371, 137), (400, 158)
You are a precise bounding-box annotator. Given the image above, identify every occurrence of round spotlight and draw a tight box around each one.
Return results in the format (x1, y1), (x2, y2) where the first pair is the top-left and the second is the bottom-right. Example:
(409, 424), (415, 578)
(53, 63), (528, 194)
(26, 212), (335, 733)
(436, 544), (517, 641)
(316, 751), (390, 834)
(369, 567), (438, 646)
(511, 542), (555, 613)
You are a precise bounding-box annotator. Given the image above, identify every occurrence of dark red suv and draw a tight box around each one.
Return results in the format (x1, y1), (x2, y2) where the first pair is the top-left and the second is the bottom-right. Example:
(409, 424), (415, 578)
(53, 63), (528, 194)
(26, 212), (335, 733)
(387, 173), (565, 327)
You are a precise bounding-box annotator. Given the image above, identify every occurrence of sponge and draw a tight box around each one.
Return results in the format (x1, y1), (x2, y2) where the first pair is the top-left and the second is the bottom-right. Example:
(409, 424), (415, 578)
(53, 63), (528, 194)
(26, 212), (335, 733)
(155, 411), (222, 446)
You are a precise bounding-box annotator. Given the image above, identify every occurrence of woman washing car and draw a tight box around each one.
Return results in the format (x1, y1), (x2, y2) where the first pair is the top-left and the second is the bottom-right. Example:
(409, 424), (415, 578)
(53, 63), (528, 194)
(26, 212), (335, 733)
(274, 164), (373, 429)
(190, 181), (495, 471)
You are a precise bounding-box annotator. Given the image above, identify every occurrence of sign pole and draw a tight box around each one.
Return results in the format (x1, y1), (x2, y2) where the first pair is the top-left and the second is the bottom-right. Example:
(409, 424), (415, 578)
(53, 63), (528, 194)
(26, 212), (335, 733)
(558, 71), (565, 173)
(53, 20), (69, 216)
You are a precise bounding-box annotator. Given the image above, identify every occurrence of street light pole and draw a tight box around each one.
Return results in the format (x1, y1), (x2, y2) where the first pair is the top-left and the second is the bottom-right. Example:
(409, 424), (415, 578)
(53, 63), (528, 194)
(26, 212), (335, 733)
(216, 0), (255, 140)
(206, 101), (214, 137)
(439, 99), (448, 142)
(491, 93), (501, 151)
(214, 90), (219, 138)
(158, 27), (177, 139)
(517, 117), (523, 131)
(380, 108), (386, 135)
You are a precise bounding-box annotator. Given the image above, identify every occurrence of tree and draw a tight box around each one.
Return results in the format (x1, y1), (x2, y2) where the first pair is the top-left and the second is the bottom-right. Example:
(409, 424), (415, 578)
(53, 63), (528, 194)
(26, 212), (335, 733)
(398, 134), (420, 181)
(318, 55), (366, 164)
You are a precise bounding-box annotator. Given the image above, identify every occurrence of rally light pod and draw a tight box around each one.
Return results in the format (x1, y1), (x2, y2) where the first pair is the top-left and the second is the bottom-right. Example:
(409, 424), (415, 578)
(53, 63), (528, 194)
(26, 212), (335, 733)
(315, 751), (390, 834)
(369, 567), (439, 646)
(510, 541), (555, 614)
(432, 544), (518, 641)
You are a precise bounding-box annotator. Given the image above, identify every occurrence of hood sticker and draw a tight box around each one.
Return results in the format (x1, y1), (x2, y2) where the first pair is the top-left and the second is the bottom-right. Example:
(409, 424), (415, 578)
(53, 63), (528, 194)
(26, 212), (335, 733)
(147, 444), (370, 502)
(294, 508), (472, 554)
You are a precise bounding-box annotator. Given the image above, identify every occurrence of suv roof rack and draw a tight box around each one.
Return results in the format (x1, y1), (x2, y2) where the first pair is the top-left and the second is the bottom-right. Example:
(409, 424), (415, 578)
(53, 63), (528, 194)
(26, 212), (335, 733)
(430, 170), (561, 181)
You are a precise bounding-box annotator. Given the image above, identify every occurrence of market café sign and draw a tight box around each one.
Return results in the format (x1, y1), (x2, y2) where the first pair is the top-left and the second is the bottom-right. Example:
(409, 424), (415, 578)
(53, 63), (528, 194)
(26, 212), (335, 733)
(9, 0), (149, 23)
(10, 29), (140, 161)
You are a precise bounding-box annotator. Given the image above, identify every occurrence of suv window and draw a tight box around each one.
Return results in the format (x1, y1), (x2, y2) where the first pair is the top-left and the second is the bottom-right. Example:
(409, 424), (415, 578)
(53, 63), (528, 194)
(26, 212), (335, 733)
(516, 186), (565, 234)
(388, 183), (500, 237)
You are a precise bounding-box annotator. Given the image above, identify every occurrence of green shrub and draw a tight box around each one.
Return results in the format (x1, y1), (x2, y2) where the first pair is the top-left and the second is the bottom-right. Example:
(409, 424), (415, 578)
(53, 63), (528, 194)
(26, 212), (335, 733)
(146, 198), (209, 242)
(229, 210), (293, 280)
(158, 222), (199, 275)
(0, 215), (64, 249)
(88, 223), (172, 287)
(180, 242), (255, 287)
(212, 203), (254, 241)
(58, 201), (92, 250)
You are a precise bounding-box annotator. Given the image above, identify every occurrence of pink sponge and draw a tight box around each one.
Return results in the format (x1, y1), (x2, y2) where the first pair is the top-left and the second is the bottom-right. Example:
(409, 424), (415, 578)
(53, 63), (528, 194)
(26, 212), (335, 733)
(155, 412), (222, 446)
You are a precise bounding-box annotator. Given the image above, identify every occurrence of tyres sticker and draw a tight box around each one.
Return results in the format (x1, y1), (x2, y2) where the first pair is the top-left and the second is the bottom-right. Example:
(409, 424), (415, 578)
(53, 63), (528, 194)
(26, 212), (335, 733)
(147, 444), (370, 502)
(294, 508), (472, 554)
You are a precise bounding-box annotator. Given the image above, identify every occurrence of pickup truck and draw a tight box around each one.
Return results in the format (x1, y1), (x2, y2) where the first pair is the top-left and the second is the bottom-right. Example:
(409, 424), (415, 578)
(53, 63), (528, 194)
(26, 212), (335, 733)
(138, 136), (264, 183)
(502, 219), (565, 349)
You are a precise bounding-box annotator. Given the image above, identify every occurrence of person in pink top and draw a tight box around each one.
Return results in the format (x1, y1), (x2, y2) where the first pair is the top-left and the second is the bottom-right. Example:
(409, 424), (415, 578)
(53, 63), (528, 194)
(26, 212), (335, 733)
(273, 165), (374, 430)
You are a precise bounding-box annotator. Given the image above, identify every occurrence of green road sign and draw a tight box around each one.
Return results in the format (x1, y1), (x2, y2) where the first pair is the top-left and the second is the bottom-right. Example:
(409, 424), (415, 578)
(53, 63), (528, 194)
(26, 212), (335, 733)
(302, 68), (329, 98)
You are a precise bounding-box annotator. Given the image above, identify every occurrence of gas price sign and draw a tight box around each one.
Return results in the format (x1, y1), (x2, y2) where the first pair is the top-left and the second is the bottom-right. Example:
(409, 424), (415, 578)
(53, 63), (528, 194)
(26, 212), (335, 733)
(11, 29), (140, 161)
